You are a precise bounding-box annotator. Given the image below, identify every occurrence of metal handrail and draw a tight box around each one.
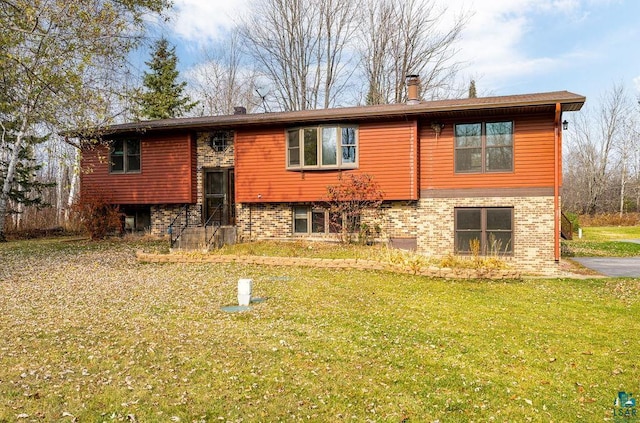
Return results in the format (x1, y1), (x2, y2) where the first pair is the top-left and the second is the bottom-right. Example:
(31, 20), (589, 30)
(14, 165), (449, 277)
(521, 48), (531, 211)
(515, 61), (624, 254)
(204, 203), (223, 247)
(168, 205), (189, 248)
(168, 205), (201, 248)
(168, 204), (226, 249)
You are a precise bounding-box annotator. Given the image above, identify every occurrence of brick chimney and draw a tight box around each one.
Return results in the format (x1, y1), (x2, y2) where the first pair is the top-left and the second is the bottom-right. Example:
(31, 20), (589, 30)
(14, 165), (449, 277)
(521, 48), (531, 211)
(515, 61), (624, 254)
(406, 74), (420, 104)
(233, 106), (247, 115)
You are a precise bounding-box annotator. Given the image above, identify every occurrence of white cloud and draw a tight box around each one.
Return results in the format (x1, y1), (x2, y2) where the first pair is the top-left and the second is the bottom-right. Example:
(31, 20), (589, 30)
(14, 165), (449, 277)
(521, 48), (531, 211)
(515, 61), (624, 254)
(450, 0), (592, 92)
(634, 76), (640, 93)
(168, 0), (250, 44)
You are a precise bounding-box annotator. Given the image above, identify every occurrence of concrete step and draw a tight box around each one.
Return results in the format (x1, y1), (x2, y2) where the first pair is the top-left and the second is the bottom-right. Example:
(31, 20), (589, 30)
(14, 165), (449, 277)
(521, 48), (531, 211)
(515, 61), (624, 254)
(176, 227), (205, 250)
(175, 226), (237, 250)
(211, 226), (237, 249)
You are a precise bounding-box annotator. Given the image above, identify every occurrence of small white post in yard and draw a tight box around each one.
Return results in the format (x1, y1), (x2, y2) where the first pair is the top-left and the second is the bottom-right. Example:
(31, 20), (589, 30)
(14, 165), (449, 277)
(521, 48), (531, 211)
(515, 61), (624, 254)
(238, 278), (253, 306)
(578, 228), (583, 239)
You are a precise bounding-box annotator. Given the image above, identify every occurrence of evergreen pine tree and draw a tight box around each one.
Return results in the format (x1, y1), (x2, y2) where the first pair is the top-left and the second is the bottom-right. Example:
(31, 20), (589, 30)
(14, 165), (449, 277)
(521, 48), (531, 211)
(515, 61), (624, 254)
(136, 38), (198, 120)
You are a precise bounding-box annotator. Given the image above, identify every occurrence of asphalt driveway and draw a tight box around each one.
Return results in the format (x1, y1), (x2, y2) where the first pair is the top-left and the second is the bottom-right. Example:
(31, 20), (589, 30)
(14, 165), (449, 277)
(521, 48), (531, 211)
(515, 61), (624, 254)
(572, 257), (640, 277)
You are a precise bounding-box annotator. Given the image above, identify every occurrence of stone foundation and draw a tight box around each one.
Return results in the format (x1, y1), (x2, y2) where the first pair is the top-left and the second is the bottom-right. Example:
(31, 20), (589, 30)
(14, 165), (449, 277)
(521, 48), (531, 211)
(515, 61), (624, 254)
(416, 196), (557, 276)
(233, 197), (558, 276)
(236, 203), (293, 241)
(149, 195), (560, 276)
(150, 204), (201, 236)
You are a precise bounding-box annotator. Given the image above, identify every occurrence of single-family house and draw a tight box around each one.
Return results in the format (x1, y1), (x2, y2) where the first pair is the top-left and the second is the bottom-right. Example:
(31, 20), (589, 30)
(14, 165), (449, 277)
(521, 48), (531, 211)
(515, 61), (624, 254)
(78, 78), (585, 274)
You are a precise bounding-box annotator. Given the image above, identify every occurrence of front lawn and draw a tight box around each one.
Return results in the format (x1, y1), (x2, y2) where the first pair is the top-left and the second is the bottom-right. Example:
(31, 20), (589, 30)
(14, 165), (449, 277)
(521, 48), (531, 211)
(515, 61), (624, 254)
(1, 238), (638, 421)
(563, 226), (640, 257)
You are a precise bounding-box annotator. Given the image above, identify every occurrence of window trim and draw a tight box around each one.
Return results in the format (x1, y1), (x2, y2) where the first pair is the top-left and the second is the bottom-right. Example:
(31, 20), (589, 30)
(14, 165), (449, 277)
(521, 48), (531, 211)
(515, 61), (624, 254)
(209, 130), (234, 152)
(109, 138), (141, 174)
(454, 121), (514, 174)
(286, 125), (358, 170)
(454, 207), (514, 256)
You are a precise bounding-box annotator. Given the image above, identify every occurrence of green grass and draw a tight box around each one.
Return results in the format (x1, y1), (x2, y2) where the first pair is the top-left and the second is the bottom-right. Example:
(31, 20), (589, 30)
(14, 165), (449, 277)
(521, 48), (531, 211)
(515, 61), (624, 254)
(578, 226), (640, 241)
(214, 239), (385, 260)
(563, 226), (640, 257)
(1, 238), (639, 421)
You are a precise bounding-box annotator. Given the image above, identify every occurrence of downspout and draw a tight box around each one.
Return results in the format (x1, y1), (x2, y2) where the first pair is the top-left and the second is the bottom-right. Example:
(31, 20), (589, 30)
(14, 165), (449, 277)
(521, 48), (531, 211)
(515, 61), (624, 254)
(554, 103), (561, 262)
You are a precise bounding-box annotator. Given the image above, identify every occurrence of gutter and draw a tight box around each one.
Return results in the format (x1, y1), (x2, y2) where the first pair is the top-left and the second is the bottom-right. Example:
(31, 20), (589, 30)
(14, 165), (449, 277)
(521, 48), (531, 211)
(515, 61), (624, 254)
(554, 103), (561, 262)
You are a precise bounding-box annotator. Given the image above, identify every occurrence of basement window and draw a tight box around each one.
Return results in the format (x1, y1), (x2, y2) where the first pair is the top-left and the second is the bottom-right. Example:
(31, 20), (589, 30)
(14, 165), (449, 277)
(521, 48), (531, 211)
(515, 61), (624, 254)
(455, 207), (513, 255)
(293, 206), (358, 235)
(287, 125), (358, 170)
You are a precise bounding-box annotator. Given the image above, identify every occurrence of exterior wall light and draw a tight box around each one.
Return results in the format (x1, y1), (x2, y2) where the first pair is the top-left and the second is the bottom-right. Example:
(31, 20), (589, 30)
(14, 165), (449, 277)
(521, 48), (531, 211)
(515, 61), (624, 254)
(430, 122), (444, 135)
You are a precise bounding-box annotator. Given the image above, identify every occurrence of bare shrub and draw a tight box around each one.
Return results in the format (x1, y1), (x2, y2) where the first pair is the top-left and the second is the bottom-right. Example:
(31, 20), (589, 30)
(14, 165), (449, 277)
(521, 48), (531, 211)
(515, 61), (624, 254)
(324, 173), (384, 244)
(579, 212), (640, 227)
(72, 194), (122, 240)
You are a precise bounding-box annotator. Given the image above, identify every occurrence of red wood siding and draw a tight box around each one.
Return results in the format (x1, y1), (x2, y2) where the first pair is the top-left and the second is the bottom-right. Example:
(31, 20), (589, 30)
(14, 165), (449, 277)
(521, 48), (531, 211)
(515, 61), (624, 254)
(80, 133), (195, 204)
(235, 120), (418, 203)
(420, 112), (557, 191)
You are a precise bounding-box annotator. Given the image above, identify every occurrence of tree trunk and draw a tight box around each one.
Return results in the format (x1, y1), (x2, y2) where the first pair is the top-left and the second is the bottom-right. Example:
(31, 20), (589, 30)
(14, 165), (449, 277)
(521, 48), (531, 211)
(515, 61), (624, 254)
(0, 117), (28, 241)
(56, 154), (65, 224)
(65, 148), (79, 223)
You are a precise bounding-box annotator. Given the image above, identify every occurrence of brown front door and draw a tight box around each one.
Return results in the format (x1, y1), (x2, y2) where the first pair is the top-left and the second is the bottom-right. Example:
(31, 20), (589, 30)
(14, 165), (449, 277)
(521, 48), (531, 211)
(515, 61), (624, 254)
(204, 168), (235, 226)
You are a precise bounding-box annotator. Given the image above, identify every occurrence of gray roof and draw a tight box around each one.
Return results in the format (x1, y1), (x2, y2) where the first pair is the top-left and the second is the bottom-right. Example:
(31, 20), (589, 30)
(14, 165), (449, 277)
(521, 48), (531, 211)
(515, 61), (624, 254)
(84, 90), (585, 137)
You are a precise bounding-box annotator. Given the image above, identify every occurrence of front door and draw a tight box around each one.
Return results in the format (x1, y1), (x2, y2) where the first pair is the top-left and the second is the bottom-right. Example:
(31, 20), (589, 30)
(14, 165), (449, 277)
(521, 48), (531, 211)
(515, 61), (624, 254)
(204, 168), (235, 226)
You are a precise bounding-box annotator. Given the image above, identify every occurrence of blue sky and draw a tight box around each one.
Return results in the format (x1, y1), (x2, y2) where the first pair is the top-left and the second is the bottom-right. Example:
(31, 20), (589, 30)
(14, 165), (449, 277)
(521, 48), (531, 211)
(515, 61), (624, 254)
(143, 0), (640, 107)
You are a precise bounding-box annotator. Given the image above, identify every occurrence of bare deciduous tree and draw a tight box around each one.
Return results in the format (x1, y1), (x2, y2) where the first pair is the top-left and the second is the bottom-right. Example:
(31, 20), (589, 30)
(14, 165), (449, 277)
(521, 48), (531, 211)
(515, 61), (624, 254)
(239, 0), (358, 111)
(563, 84), (632, 215)
(0, 0), (169, 239)
(358, 0), (467, 105)
(189, 32), (259, 116)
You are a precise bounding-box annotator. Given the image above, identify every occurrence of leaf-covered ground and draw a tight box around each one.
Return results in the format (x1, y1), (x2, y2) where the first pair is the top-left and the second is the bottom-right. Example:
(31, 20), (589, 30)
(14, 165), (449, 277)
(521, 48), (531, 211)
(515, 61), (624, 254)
(1, 238), (639, 422)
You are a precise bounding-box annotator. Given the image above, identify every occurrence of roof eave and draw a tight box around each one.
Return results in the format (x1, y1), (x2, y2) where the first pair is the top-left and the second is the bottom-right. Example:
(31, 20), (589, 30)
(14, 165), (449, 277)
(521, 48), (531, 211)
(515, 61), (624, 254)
(77, 91), (586, 137)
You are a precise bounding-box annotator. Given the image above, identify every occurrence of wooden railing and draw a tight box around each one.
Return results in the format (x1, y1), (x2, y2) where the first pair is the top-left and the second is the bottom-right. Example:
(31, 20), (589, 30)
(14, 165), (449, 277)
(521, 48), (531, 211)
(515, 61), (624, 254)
(561, 212), (573, 240)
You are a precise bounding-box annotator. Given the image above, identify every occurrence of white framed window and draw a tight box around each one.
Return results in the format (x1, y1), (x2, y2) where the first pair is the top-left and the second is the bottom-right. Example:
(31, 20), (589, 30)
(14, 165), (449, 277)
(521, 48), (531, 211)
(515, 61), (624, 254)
(287, 125), (358, 170)
(209, 131), (234, 152)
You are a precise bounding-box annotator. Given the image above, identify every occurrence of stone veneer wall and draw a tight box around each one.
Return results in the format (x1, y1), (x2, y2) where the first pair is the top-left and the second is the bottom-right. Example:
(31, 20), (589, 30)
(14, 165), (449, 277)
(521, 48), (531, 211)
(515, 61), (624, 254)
(234, 197), (558, 275)
(235, 201), (417, 242)
(380, 201), (419, 238)
(196, 131), (235, 212)
(416, 196), (558, 275)
(150, 204), (201, 236)
(236, 203), (292, 241)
